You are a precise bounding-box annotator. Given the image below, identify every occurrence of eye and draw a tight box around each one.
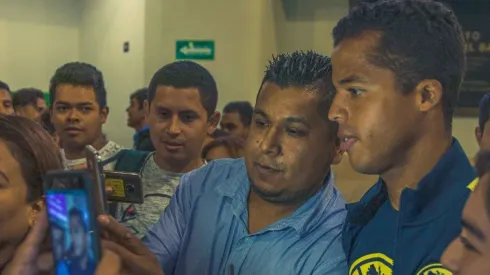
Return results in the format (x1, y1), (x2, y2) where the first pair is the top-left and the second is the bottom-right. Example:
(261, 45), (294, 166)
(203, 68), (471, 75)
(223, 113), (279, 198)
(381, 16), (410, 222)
(56, 106), (68, 112)
(254, 119), (268, 128)
(181, 113), (197, 123)
(286, 127), (307, 137)
(347, 88), (364, 96)
(460, 236), (480, 254)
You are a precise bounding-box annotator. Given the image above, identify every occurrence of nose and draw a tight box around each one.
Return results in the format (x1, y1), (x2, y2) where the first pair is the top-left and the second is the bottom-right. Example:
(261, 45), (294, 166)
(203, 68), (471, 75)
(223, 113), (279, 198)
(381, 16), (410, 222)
(328, 92), (348, 124)
(66, 108), (81, 122)
(166, 115), (182, 135)
(441, 238), (462, 273)
(259, 126), (281, 156)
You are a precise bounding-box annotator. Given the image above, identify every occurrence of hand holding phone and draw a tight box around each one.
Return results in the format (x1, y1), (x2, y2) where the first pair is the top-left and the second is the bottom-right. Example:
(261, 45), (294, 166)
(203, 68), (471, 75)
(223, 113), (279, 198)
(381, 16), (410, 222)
(104, 171), (144, 204)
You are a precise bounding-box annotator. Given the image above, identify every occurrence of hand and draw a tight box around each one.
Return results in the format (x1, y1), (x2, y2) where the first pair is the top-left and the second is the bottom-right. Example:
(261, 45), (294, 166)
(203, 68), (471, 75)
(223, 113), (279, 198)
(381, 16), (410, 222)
(98, 215), (164, 275)
(1, 211), (51, 275)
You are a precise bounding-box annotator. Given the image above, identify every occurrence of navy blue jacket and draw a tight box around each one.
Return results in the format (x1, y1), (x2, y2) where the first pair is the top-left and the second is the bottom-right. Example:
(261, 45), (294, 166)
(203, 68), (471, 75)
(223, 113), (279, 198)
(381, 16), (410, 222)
(344, 139), (477, 275)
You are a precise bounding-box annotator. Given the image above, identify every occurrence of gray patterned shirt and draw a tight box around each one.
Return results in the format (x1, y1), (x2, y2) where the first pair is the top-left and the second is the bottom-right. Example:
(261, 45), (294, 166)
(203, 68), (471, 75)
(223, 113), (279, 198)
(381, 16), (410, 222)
(119, 153), (183, 238)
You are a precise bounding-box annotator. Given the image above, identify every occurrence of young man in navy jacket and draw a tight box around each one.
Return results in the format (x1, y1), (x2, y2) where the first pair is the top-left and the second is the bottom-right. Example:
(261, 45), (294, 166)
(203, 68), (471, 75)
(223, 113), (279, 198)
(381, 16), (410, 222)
(328, 0), (477, 274)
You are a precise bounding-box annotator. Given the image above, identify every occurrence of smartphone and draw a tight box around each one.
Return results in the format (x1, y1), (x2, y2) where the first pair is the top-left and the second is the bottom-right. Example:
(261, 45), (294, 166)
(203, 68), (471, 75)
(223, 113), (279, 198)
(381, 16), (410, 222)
(104, 171), (144, 204)
(44, 170), (101, 275)
(85, 145), (108, 214)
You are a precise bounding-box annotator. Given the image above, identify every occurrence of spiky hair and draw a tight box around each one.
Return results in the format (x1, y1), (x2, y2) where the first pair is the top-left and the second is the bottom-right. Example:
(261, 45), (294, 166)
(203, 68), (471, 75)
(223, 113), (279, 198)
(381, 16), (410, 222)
(261, 50), (333, 93)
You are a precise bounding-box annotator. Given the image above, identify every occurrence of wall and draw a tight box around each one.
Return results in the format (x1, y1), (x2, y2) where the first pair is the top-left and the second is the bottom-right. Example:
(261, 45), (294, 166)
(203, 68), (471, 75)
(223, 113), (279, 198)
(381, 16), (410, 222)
(80, 0), (146, 148)
(0, 0), (80, 91)
(143, 0), (277, 112)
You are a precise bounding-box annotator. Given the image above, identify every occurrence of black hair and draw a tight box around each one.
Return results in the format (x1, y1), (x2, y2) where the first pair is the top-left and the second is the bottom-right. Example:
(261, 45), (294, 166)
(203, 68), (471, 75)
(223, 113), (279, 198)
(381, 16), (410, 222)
(148, 61), (218, 118)
(12, 88), (45, 109)
(223, 101), (253, 126)
(259, 51), (337, 126)
(211, 129), (230, 139)
(68, 207), (88, 232)
(0, 80), (10, 92)
(478, 92), (490, 132)
(130, 88), (149, 110)
(333, 0), (466, 129)
(475, 150), (490, 218)
(49, 62), (107, 108)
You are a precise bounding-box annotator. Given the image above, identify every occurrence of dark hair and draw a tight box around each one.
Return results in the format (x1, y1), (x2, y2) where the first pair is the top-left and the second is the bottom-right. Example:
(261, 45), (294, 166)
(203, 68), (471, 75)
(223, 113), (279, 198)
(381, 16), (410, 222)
(40, 111), (56, 135)
(0, 81), (10, 92)
(0, 114), (63, 202)
(211, 129), (230, 139)
(223, 101), (253, 126)
(260, 51), (337, 128)
(49, 62), (107, 108)
(201, 136), (244, 159)
(68, 208), (88, 232)
(475, 150), (490, 218)
(12, 88), (45, 109)
(333, 0), (466, 129)
(130, 88), (149, 110)
(148, 61), (218, 118)
(478, 92), (490, 132)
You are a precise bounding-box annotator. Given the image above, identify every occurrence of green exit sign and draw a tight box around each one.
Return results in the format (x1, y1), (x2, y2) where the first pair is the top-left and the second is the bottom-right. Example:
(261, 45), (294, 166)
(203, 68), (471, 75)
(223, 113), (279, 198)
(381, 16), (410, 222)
(176, 40), (215, 60)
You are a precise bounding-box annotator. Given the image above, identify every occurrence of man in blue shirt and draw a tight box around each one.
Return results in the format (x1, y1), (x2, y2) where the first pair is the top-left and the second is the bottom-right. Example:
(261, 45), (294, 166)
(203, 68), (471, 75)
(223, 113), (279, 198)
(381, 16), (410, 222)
(328, 0), (476, 274)
(142, 51), (348, 275)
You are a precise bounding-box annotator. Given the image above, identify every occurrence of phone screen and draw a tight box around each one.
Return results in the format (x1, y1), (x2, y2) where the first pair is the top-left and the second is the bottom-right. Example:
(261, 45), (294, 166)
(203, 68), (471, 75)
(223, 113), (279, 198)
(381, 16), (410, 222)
(45, 174), (100, 275)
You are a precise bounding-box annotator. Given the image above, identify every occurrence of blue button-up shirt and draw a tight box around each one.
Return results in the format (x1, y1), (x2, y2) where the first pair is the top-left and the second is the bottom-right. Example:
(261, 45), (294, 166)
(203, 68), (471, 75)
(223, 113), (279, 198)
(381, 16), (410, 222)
(143, 158), (347, 275)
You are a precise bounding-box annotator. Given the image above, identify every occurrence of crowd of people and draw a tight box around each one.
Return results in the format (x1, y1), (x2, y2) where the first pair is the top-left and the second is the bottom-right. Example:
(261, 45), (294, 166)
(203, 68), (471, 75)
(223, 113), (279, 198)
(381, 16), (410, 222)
(0, 0), (490, 274)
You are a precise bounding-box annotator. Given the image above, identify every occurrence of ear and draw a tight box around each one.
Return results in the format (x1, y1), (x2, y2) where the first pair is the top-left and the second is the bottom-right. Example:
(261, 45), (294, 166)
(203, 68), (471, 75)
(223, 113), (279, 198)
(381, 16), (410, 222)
(415, 79), (443, 112)
(27, 199), (45, 227)
(144, 99), (150, 118)
(100, 106), (109, 124)
(476, 126), (483, 147)
(207, 111), (221, 135)
(331, 138), (344, 165)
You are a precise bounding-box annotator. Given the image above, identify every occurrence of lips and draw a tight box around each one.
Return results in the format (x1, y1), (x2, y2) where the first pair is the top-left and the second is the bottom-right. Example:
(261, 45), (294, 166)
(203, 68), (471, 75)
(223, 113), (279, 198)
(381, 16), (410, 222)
(64, 127), (83, 135)
(163, 140), (185, 152)
(254, 162), (282, 174)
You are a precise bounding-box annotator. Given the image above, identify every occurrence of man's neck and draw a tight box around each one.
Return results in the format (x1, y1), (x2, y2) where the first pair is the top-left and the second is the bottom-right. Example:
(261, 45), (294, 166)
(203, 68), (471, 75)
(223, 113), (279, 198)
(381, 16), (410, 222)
(64, 136), (108, 160)
(153, 153), (203, 173)
(383, 132), (452, 210)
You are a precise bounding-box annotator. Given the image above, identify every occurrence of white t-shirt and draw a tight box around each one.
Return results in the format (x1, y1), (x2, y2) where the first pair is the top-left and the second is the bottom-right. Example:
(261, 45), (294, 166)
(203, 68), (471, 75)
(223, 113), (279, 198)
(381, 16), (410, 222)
(62, 141), (124, 171)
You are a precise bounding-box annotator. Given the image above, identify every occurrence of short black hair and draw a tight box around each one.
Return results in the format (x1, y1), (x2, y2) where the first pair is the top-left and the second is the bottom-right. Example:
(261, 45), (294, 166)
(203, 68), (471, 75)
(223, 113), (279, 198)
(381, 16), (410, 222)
(12, 88), (45, 109)
(259, 51), (336, 125)
(475, 150), (490, 218)
(333, 0), (466, 129)
(148, 61), (218, 118)
(49, 62), (107, 108)
(130, 88), (149, 110)
(0, 81), (10, 92)
(223, 101), (253, 126)
(68, 207), (88, 232)
(478, 93), (490, 132)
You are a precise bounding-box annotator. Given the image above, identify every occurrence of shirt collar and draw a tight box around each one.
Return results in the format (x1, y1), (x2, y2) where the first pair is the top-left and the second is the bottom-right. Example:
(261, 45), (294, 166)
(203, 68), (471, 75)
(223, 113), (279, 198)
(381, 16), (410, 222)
(216, 159), (339, 236)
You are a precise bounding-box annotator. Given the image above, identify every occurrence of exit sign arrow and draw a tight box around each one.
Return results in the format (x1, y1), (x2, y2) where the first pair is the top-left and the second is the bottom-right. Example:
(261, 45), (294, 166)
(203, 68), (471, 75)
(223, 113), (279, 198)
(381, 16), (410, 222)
(176, 40), (215, 60)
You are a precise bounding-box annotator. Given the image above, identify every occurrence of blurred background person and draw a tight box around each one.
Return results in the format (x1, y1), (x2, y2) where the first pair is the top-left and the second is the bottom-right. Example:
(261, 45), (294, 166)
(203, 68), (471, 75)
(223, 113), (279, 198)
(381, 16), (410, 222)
(0, 81), (13, 115)
(12, 88), (47, 122)
(127, 87), (154, 151)
(40, 111), (61, 146)
(201, 136), (244, 161)
(220, 101), (253, 141)
(0, 114), (62, 271)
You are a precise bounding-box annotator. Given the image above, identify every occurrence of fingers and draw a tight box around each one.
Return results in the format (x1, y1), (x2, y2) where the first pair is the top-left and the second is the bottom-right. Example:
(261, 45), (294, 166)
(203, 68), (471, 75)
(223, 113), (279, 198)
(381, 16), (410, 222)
(95, 249), (121, 275)
(98, 215), (147, 255)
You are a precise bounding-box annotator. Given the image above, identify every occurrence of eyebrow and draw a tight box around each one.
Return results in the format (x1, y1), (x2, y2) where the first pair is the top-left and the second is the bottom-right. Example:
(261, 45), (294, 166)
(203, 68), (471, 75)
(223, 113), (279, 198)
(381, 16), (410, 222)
(54, 101), (94, 106)
(253, 108), (268, 119)
(462, 219), (486, 241)
(254, 108), (311, 128)
(338, 75), (369, 85)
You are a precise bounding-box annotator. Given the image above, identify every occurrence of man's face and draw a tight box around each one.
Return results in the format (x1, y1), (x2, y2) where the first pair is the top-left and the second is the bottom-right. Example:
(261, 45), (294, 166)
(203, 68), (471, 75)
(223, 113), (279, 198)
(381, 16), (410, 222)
(16, 97), (47, 122)
(475, 121), (490, 150)
(126, 97), (145, 129)
(0, 89), (13, 115)
(221, 112), (249, 140)
(51, 84), (107, 150)
(441, 175), (490, 274)
(69, 215), (87, 257)
(245, 82), (342, 204)
(329, 33), (420, 175)
(146, 85), (217, 166)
